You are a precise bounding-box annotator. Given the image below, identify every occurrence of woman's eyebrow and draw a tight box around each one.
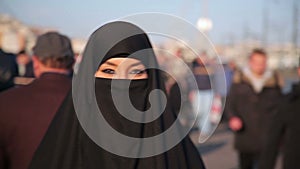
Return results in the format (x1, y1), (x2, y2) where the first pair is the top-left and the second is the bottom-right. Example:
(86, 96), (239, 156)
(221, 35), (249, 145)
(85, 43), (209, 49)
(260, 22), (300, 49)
(104, 61), (117, 66)
(129, 62), (143, 68)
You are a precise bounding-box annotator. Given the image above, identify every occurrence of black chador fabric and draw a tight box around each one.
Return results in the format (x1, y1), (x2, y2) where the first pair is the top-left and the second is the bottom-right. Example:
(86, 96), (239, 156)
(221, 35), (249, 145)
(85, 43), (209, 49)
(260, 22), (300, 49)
(29, 21), (205, 169)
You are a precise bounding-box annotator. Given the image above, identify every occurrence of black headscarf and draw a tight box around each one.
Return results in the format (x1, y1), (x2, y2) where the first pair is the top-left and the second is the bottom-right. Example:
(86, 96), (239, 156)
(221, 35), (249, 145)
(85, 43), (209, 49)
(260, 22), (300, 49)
(29, 21), (205, 169)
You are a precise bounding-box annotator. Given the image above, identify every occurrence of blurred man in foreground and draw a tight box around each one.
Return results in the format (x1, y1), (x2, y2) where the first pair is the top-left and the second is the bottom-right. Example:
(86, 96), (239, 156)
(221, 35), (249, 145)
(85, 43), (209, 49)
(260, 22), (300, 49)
(259, 58), (300, 169)
(0, 32), (74, 169)
(226, 49), (283, 169)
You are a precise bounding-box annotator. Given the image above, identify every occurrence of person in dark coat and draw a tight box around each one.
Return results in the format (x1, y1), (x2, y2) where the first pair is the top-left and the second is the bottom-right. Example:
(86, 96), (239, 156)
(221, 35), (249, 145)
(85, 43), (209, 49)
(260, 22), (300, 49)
(226, 49), (283, 169)
(0, 49), (18, 92)
(28, 21), (206, 169)
(16, 50), (34, 78)
(0, 32), (75, 169)
(258, 58), (300, 169)
(13, 50), (35, 86)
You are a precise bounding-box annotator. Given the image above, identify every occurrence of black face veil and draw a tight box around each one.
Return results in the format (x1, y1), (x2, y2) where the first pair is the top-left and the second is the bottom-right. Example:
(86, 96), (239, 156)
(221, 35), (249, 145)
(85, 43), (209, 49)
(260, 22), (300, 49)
(29, 21), (205, 169)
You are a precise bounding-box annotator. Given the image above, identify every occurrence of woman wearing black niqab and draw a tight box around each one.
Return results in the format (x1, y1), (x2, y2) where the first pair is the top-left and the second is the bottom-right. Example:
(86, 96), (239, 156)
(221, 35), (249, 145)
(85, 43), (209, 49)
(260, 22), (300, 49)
(29, 21), (206, 169)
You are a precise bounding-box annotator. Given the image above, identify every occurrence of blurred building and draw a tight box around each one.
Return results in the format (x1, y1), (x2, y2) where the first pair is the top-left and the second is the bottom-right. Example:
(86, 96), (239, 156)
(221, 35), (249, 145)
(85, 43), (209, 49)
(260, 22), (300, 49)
(0, 14), (56, 54)
(71, 38), (87, 55)
(0, 13), (88, 58)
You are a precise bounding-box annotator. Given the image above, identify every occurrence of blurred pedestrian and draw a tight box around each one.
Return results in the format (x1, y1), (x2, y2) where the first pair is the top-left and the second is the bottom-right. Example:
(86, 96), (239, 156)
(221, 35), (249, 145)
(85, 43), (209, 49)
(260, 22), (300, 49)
(226, 49), (283, 169)
(215, 60), (236, 122)
(0, 48), (18, 92)
(190, 51), (215, 142)
(28, 21), (206, 169)
(14, 50), (35, 85)
(222, 60), (236, 97)
(0, 32), (74, 169)
(259, 58), (300, 169)
(16, 50), (34, 77)
(167, 48), (195, 127)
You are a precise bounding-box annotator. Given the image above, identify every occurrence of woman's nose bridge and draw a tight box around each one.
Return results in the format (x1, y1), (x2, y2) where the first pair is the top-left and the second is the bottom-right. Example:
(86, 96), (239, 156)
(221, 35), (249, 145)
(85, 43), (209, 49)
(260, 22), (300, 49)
(115, 65), (128, 79)
(118, 72), (128, 79)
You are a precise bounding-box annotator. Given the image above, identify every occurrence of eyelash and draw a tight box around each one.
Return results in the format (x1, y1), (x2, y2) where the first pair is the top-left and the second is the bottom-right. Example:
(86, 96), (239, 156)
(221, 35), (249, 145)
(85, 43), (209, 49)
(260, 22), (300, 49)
(101, 69), (115, 74)
(129, 69), (146, 75)
(101, 69), (146, 75)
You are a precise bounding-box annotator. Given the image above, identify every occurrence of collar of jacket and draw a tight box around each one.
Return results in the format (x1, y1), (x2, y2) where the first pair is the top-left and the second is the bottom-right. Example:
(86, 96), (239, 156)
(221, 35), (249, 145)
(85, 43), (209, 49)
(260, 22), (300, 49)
(38, 72), (71, 80)
(232, 69), (281, 88)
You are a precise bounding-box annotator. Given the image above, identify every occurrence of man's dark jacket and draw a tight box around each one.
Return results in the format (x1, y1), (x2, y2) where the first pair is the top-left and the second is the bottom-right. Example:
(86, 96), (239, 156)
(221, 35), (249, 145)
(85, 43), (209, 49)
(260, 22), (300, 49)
(259, 82), (300, 169)
(225, 70), (282, 153)
(0, 73), (71, 169)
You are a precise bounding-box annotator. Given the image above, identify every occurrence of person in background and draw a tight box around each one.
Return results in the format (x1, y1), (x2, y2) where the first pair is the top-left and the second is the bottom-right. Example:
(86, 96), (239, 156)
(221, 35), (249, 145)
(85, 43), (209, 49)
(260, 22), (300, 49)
(214, 59), (236, 122)
(259, 57), (300, 169)
(190, 51), (215, 142)
(16, 50), (34, 77)
(223, 60), (236, 98)
(167, 48), (195, 127)
(226, 49), (283, 169)
(0, 32), (74, 169)
(14, 50), (35, 85)
(0, 48), (18, 92)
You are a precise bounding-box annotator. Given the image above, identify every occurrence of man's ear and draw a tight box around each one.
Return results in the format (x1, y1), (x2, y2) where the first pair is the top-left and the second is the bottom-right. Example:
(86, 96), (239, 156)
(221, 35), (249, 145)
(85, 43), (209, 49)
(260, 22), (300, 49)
(32, 56), (40, 68)
(298, 68), (300, 77)
(32, 56), (43, 78)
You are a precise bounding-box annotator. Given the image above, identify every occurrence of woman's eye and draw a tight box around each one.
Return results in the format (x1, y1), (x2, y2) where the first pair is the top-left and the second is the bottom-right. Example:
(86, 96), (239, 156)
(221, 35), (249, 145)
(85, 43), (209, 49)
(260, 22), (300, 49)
(102, 69), (115, 74)
(129, 69), (146, 75)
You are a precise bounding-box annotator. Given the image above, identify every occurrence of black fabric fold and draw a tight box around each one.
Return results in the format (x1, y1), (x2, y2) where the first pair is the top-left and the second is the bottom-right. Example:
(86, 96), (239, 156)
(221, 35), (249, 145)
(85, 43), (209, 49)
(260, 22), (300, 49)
(29, 21), (205, 169)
